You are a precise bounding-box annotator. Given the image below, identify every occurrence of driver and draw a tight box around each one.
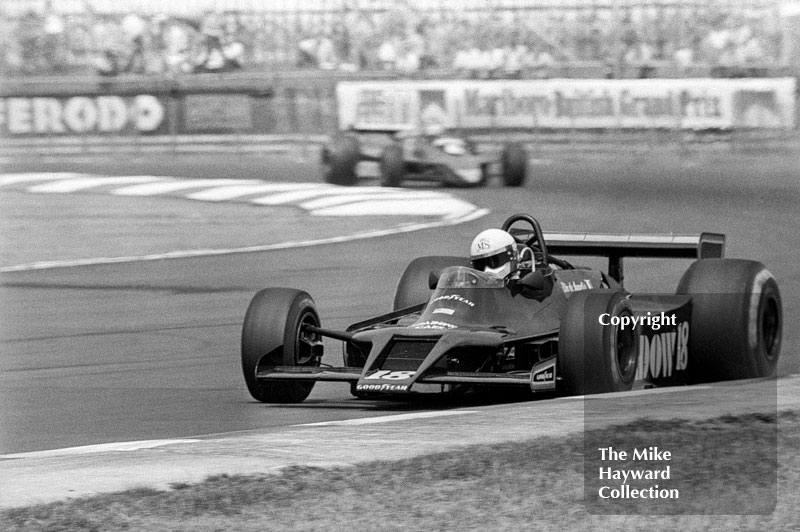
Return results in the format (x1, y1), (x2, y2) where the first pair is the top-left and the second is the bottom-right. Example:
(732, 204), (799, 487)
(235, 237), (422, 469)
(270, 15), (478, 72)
(469, 229), (521, 280)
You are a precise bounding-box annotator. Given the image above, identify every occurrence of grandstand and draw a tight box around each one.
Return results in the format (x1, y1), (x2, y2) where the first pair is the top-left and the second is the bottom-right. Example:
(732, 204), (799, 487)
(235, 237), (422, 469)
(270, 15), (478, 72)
(1, 0), (797, 79)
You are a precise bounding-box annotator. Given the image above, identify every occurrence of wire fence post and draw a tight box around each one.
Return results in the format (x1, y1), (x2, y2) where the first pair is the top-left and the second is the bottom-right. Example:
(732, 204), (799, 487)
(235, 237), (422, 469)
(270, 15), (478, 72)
(168, 88), (180, 154)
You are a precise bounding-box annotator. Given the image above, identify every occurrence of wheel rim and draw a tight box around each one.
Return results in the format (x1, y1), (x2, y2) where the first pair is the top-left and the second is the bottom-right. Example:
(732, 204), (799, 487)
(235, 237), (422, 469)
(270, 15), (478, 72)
(615, 318), (638, 382)
(761, 296), (780, 362)
(295, 310), (320, 366)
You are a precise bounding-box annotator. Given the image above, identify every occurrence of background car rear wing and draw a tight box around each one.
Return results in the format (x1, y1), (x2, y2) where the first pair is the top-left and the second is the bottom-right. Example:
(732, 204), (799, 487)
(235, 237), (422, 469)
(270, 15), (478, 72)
(542, 232), (725, 284)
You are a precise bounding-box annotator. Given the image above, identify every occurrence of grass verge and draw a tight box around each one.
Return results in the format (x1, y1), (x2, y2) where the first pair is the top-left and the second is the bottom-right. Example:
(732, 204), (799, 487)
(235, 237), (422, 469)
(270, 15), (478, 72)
(2, 411), (797, 532)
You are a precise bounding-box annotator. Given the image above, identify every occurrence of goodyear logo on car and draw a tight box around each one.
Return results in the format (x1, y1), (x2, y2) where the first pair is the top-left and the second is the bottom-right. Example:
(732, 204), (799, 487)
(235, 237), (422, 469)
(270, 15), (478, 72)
(533, 367), (554, 383)
(530, 358), (557, 392)
(356, 370), (415, 392)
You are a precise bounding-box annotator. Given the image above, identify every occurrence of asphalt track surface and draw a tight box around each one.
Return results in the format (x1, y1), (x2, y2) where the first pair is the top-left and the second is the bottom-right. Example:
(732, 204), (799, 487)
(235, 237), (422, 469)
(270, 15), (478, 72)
(1, 147), (798, 463)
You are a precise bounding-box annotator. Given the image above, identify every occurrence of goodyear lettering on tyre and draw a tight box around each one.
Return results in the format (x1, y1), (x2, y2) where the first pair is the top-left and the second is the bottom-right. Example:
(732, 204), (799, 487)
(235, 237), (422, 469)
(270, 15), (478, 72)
(635, 301), (691, 385)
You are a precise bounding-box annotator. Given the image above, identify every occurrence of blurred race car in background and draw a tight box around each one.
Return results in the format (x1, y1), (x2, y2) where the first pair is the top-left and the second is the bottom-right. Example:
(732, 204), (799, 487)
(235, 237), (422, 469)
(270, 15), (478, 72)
(321, 129), (528, 188)
(241, 213), (782, 403)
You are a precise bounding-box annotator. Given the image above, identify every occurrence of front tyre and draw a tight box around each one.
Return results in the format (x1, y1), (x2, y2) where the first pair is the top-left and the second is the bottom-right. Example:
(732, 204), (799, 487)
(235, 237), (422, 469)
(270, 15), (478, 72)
(380, 143), (405, 187)
(559, 290), (639, 396)
(676, 259), (782, 382)
(322, 134), (360, 186)
(241, 288), (321, 403)
(501, 142), (528, 187)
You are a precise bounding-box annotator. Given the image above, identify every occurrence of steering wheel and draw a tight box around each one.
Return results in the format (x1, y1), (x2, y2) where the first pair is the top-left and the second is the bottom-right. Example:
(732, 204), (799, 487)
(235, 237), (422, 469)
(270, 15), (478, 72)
(501, 213), (548, 264)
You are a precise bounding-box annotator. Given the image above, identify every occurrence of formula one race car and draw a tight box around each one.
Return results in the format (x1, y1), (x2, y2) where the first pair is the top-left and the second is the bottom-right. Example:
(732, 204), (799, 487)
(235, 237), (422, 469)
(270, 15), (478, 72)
(320, 130), (528, 188)
(241, 213), (782, 403)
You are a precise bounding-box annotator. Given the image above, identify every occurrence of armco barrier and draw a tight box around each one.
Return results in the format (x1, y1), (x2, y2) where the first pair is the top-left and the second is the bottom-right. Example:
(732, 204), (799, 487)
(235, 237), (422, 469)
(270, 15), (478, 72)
(0, 134), (330, 157)
(1, 71), (797, 152)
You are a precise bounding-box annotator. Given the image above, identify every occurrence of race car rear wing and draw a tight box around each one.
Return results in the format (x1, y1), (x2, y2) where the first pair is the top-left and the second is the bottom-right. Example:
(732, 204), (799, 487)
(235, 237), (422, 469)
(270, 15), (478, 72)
(542, 232), (725, 284)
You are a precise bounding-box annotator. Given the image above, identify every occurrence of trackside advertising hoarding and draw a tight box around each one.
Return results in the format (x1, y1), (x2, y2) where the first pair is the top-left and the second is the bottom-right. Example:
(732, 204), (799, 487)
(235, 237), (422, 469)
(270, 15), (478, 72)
(336, 78), (796, 131)
(0, 95), (168, 136)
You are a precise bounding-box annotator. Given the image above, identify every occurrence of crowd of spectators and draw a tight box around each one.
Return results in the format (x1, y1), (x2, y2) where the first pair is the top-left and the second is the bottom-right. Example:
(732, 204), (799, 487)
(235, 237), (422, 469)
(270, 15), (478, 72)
(1, 10), (247, 76)
(0, 1), (789, 78)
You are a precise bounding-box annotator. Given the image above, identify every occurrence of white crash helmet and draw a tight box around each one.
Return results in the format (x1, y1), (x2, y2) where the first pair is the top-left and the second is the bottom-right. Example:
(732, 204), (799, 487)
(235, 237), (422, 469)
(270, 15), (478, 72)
(432, 137), (468, 156)
(470, 228), (519, 279)
(422, 122), (445, 137)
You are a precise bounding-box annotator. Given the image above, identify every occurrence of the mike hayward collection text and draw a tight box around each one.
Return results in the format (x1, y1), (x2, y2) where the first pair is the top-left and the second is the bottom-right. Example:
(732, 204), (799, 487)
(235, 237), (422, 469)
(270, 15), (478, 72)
(597, 446), (680, 500)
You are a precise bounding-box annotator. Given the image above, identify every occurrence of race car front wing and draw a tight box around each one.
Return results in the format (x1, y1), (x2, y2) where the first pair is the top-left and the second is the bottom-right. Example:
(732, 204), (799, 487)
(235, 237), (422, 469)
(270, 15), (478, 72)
(256, 326), (559, 393)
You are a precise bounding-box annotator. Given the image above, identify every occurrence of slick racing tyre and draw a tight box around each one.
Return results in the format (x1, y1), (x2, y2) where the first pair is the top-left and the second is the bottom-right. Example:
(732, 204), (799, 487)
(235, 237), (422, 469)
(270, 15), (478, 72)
(676, 259), (782, 382)
(393, 256), (469, 310)
(500, 142), (528, 187)
(322, 133), (360, 186)
(380, 142), (405, 187)
(559, 290), (639, 396)
(241, 288), (321, 403)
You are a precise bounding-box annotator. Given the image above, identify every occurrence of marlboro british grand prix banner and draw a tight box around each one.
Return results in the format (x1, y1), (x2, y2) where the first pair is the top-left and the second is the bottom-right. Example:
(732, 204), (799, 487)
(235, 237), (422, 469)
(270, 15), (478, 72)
(336, 78), (796, 131)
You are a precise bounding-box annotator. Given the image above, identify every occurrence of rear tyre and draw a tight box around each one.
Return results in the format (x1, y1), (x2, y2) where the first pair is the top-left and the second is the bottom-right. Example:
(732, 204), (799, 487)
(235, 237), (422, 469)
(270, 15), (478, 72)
(676, 259), (781, 382)
(380, 143), (405, 187)
(393, 256), (469, 310)
(322, 134), (360, 186)
(241, 288), (321, 403)
(501, 142), (527, 187)
(559, 290), (638, 395)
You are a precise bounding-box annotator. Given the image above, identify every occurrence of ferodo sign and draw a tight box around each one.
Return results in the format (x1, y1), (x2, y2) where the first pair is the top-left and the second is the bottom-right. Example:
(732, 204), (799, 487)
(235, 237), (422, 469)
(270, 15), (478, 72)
(0, 95), (166, 136)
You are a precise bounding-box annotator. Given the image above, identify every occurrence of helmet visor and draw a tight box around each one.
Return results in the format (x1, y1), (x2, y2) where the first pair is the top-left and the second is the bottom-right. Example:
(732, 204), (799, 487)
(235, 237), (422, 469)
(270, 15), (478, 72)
(472, 250), (511, 273)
